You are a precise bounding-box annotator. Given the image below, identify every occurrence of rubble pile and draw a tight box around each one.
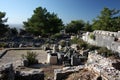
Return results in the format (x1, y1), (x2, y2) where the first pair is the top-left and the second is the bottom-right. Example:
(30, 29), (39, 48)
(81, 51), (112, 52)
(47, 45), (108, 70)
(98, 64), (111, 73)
(0, 63), (14, 80)
(87, 52), (120, 80)
(0, 64), (44, 80)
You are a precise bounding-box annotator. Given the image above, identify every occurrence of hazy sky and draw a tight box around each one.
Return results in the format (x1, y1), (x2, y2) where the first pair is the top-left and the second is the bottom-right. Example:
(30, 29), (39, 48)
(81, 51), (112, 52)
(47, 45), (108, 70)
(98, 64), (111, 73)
(0, 0), (120, 25)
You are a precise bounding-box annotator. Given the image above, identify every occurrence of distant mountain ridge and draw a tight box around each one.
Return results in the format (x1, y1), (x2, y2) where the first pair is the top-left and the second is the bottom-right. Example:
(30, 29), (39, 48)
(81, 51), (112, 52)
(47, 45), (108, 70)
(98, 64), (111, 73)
(8, 24), (23, 31)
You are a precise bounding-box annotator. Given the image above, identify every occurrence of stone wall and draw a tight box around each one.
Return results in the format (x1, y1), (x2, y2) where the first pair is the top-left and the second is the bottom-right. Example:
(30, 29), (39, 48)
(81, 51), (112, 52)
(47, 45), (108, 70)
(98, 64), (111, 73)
(82, 30), (120, 57)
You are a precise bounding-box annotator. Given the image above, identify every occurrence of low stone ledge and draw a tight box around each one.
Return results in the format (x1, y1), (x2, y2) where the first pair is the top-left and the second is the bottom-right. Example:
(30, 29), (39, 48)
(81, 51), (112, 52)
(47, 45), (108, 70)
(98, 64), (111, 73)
(54, 66), (84, 80)
(15, 69), (44, 80)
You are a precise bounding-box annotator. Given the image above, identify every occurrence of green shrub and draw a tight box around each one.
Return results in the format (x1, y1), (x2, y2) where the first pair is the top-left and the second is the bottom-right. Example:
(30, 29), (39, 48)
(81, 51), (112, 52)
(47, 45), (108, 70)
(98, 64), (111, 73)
(89, 33), (95, 40)
(51, 33), (62, 39)
(59, 40), (66, 47)
(22, 51), (38, 65)
(70, 36), (78, 44)
(0, 43), (6, 48)
(79, 42), (88, 49)
(71, 37), (89, 49)
(97, 47), (114, 57)
(87, 44), (100, 51)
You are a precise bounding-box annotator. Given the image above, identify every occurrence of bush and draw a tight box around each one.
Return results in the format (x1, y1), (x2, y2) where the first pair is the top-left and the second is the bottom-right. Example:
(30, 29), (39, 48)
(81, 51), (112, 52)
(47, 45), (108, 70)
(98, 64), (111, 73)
(70, 36), (79, 44)
(59, 40), (66, 47)
(97, 47), (114, 57)
(79, 42), (88, 49)
(0, 43), (6, 48)
(89, 33), (95, 40)
(22, 51), (38, 66)
(87, 44), (100, 51)
(51, 33), (62, 39)
(71, 37), (89, 49)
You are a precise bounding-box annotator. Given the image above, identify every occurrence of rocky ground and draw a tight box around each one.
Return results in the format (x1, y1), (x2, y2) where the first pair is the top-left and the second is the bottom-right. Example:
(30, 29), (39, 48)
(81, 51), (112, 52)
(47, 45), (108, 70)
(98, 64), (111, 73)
(0, 49), (64, 80)
(66, 69), (96, 80)
(29, 64), (96, 80)
(42, 65), (63, 80)
(15, 64), (63, 80)
(0, 49), (107, 80)
(42, 65), (96, 80)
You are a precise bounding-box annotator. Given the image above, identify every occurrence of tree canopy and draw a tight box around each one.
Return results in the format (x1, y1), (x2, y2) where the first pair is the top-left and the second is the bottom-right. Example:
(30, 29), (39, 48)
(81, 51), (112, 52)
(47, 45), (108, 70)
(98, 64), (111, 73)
(23, 7), (63, 36)
(92, 7), (120, 31)
(65, 20), (92, 33)
(65, 20), (85, 33)
(10, 27), (18, 36)
(0, 12), (9, 37)
(84, 21), (92, 32)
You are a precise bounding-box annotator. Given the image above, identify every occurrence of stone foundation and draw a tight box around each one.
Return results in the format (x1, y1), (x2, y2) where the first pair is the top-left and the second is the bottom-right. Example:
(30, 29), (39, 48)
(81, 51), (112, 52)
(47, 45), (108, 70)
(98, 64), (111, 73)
(0, 64), (44, 80)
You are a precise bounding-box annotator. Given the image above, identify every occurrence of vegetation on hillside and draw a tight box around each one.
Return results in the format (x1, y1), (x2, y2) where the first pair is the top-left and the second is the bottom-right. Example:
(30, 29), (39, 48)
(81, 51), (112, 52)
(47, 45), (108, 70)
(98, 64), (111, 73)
(65, 20), (92, 33)
(0, 7), (120, 37)
(71, 37), (117, 58)
(71, 37), (98, 50)
(97, 47), (116, 58)
(92, 7), (120, 31)
(0, 12), (9, 37)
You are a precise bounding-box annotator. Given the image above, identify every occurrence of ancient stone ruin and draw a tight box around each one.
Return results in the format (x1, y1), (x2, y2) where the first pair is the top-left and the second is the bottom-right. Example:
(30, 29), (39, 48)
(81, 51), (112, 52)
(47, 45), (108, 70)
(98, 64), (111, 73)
(46, 45), (87, 66)
(82, 30), (120, 57)
(86, 51), (120, 80)
(0, 63), (44, 80)
(0, 63), (14, 80)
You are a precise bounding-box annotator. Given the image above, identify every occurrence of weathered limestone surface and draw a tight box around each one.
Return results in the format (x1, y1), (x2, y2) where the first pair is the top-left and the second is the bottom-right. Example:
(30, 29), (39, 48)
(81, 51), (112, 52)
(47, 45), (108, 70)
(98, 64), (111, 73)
(0, 64), (44, 80)
(15, 69), (44, 80)
(82, 30), (120, 56)
(86, 52), (120, 80)
(0, 50), (47, 67)
(47, 53), (58, 65)
(54, 66), (84, 80)
(0, 63), (15, 80)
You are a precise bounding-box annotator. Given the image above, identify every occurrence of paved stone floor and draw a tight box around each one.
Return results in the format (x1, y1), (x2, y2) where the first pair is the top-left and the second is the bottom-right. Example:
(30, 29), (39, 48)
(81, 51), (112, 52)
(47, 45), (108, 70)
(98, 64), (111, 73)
(0, 50), (47, 66)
